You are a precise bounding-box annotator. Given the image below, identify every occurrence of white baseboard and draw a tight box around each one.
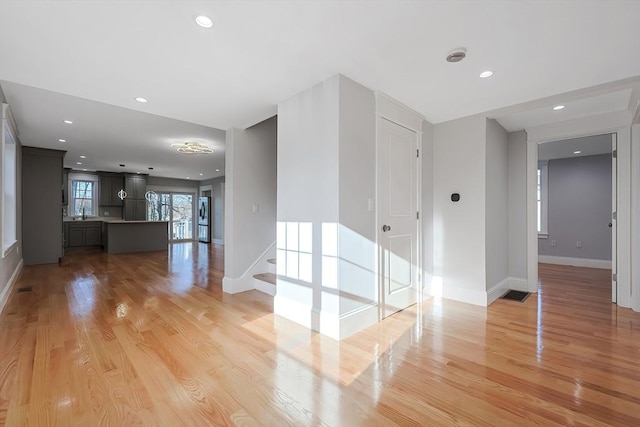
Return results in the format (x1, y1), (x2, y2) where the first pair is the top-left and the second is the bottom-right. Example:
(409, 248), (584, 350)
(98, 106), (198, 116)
(222, 242), (275, 294)
(486, 277), (529, 305)
(487, 278), (510, 305)
(441, 284), (488, 306)
(274, 295), (378, 340)
(339, 304), (378, 339)
(0, 259), (23, 316)
(538, 255), (611, 269)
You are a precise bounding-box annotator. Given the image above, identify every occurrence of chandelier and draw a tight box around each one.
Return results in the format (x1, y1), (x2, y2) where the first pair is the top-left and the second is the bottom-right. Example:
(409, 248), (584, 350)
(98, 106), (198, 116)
(171, 141), (213, 155)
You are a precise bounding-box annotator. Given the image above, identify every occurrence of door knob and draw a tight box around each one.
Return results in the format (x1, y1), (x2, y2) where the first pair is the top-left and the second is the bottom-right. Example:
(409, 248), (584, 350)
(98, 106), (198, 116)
(382, 225), (391, 232)
(608, 222), (612, 228)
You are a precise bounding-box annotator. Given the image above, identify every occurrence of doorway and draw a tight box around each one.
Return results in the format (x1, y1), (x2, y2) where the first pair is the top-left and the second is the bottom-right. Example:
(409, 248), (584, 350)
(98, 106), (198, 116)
(147, 193), (194, 242)
(537, 134), (615, 299)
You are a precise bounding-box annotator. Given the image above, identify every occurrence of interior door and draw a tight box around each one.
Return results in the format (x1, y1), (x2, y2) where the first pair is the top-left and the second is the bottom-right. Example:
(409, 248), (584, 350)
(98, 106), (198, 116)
(611, 133), (617, 303)
(378, 117), (418, 318)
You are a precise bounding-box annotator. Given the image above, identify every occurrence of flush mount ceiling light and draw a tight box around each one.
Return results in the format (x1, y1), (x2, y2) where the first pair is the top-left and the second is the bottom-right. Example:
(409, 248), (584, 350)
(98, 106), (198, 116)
(80, 155), (86, 159)
(216, 168), (220, 172)
(479, 70), (494, 78)
(446, 47), (467, 63)
(553, 105), (565, 110)
(574, 150), (582, 154)
(195, 15), (213, 28)
(76, 162), (82, 165)
(135, 97), (148, 103)
(58, 138), (66, 142)
(171, 141), (213, 155)
(63, 120), (73, 124)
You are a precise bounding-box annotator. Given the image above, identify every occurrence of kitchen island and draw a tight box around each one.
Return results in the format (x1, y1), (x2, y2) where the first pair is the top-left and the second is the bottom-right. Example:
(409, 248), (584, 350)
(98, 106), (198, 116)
(103, 220), (169, 254)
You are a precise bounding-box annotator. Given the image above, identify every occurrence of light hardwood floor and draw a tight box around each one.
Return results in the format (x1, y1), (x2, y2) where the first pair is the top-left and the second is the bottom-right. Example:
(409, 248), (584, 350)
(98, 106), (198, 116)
(1, 245), (638, 426)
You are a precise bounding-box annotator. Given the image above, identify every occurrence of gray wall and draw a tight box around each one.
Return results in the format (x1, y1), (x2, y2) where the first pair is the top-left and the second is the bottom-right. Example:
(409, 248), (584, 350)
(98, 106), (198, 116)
(0, 82), (23, 313)
(485, 119), (509, 290)
(507, 130), (528, 279)
(539, 154), (612, 260)
(224, 116), (277, 279)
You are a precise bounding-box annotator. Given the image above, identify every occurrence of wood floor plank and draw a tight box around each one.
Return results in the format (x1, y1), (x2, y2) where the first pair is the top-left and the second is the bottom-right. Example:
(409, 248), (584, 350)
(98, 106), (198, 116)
(0, 245), (638, 426)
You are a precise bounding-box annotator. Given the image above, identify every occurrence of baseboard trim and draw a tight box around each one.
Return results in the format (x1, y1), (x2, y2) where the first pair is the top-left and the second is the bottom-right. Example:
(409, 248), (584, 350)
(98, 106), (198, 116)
(487, 278), (510, 305)
(339, 303), (378, 340)
(222, 241), (275, 294)
(0, 259), (23, 316)
(538, 255), (611, 269)
(442, 285), (487, 306)
(274, 295), (378, 340)
(486, 277), (529, 305)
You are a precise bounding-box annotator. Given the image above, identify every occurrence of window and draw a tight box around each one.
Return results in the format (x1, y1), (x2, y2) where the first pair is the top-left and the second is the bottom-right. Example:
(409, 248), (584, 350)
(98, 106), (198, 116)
(537, 161), (549, 237)
(2, 104), (18, 257)
(69, 174), (99, 217)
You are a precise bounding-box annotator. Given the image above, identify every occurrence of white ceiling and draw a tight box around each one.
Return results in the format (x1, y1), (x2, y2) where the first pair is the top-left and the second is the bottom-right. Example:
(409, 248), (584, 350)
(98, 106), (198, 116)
(538, 134), (612, 161)
(1, 0), (639, 177)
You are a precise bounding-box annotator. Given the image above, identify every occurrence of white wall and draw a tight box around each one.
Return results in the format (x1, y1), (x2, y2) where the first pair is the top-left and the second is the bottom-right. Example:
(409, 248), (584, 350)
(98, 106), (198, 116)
(337, 76), (377, 318)
(223, 117), (277, 292)
(507, 130), (528, 282)
(485, 119), (509, 291)
(0, 88), (22, 314)
(433, 115), (487, 305)
(422, 120), (434, 293)
(276, 74), (379, 339)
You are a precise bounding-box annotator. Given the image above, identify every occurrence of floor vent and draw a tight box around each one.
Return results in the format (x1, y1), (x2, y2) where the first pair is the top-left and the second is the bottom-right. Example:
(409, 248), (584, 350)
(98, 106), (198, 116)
(17, 286), (33, 293)
(501, 290), (530, 302)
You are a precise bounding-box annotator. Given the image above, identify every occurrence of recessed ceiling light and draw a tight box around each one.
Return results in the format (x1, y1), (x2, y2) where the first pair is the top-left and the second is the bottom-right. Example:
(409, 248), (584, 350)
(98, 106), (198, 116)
(553, 105), (565, 111)
(186, 177), (190, 179)
(58, 139), (66, 143)
(199, 173), (203, 176)
(135, 97), (148, 103)
(80, 155), (86, 159)
(215, 169), (220, 172)
(195, 15), (213, 28)
(574, 150), (582, 154)
(82, 168), (87, 171)
(63, 120), (73, 124)
(479, 70), (494, 78)
(76, 162), (82, 165)
(136, 172), (140, 174)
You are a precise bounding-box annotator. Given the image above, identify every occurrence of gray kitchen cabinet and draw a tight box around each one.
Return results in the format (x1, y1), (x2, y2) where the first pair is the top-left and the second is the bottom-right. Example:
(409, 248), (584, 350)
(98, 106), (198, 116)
(99, 173), (124, 206)
(124, 174), (147, 220)
(66, 221), (102, 247)
(22, 147), (65, 265)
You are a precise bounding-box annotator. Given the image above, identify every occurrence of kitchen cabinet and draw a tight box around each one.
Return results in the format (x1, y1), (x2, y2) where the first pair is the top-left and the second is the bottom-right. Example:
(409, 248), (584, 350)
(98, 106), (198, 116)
(62, 168), (70, 206)
(22, 147), (65, 265)
(99, 173), (124, 206)
(124, 174), (147, 220)
(64, 221), (102, 248)
(124, 199), (147, 221)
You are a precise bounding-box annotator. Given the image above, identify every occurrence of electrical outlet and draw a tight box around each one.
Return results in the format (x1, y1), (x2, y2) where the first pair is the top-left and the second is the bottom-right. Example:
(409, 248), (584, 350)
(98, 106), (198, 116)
(551, 240), (556, 247)
(576, 241), (582, 248)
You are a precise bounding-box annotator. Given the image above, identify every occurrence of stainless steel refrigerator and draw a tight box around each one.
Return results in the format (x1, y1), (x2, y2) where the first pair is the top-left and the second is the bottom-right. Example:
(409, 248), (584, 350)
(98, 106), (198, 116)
(198, 196), (211, 243)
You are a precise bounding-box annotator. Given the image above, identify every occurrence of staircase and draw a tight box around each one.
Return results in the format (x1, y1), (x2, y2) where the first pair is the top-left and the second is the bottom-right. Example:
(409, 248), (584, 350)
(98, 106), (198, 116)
(253, 258), (276, 295)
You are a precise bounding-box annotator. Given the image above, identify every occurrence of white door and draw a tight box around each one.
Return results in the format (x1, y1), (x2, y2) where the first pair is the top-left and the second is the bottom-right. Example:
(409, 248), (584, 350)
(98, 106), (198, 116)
(377, 117), (419, 318)
(611, 134), (617, 303)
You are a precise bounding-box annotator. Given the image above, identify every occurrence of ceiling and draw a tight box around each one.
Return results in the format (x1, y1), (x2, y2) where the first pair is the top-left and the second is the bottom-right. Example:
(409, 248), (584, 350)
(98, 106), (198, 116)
(0, 1), (639, 178)
(538, 134), (612, 161)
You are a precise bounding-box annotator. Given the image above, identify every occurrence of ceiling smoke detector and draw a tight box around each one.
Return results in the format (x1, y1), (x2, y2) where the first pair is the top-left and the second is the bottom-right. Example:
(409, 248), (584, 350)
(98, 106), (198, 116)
(446, 48), (467, 63)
